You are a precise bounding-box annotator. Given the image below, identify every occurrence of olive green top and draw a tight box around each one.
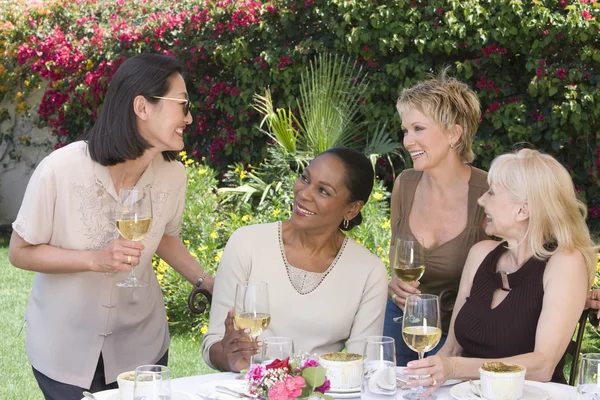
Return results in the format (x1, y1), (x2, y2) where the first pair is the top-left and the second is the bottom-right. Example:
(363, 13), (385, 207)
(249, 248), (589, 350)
(394, 167), (489, 333)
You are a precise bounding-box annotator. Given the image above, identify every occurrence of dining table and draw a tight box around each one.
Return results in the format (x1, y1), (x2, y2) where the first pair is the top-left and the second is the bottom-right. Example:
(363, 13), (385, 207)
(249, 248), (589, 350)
(172, 370), (577, 400)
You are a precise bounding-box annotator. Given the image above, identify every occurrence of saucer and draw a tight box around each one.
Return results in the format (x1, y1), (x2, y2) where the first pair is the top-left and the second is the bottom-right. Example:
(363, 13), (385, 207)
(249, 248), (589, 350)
(196, 379), (253, 400)
(397, 367), (463, 387)
(83, 389), (192, 400)
(328, 386), (361, 393)
(450, 380), (549, 400)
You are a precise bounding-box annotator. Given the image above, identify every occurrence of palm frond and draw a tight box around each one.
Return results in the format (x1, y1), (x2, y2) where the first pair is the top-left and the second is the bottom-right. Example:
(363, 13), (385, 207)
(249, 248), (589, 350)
(252, 90), (300, 155)
(298, 53), (370, 157)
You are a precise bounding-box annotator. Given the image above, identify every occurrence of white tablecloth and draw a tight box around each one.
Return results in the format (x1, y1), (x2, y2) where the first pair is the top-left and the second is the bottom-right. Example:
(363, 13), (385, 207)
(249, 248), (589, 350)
(172, 372), (576, 399)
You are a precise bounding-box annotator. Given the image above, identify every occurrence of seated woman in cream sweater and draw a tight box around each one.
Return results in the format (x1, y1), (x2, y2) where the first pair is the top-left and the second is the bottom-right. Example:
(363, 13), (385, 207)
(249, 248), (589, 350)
(201, 147), (389, 372)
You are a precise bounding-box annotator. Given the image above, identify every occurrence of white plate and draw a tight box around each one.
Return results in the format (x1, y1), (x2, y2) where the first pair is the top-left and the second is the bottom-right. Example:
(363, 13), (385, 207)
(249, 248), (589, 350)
(327, 390), (361, 399)
(83, 389), (193, 400)
(450, 380), (549, 400)
(328, 386), (361, 393)
(196, 379), (253, 400)
(397, 367), (463, 387)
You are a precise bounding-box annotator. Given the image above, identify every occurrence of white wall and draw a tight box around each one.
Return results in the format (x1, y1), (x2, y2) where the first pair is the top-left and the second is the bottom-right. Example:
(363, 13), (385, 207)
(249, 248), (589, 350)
(0, 85), (55, 226)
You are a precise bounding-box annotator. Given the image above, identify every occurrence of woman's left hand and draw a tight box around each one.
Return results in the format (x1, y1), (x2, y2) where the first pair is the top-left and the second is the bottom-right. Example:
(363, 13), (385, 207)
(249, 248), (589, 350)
(402, 355), (455, 397)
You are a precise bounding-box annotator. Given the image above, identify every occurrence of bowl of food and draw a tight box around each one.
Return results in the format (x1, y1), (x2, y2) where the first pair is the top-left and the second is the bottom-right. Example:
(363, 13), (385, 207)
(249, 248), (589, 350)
(117, 371), (136, 400)
(318, 352), (363, 390)
(478, 362), (526, 400)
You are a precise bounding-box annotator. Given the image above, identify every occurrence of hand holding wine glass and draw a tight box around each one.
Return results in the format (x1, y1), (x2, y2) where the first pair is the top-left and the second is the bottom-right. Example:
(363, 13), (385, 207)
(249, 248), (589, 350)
(116, 186), (152, 288)
(234, 281), (270, 366)
(392, 235), (425, 284)
(402, 294), (441, 400)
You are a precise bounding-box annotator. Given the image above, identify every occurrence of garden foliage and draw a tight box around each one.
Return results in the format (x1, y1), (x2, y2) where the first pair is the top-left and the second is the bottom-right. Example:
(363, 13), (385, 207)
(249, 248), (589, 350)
(0, 0), (599, 225)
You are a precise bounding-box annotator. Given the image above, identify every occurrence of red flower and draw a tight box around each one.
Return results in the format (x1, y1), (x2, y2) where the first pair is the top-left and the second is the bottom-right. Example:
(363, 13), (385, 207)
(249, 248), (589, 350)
(266, 358), (290, 371)
(555, 67), (567, 80)
(582, 10), (593, 20)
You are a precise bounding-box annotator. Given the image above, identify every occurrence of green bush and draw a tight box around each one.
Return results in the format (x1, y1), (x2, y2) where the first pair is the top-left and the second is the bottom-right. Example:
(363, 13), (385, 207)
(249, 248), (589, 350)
(159, 155), (390, 335)
(2, 0), (599, 227)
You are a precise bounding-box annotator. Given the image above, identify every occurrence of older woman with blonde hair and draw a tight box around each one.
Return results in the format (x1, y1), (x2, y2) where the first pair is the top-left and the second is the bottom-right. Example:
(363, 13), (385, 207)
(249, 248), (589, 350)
(385, 71), (489, 365)
(403, 149), (596, 395)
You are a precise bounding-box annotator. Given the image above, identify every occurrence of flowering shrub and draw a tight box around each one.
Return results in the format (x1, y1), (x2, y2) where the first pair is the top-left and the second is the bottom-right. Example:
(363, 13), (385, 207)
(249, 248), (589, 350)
(1, 0), (599, 229)
(246, 356), (333, 400)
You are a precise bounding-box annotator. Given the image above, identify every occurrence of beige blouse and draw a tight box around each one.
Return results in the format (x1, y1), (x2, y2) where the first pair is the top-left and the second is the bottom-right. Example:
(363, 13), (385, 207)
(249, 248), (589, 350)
(12, 141), (187, 388)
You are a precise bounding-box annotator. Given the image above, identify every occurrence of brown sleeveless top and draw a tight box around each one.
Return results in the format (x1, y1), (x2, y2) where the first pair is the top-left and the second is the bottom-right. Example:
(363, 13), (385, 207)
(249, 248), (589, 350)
(395, 167), (489, 332)
(454, 242), (565, 383)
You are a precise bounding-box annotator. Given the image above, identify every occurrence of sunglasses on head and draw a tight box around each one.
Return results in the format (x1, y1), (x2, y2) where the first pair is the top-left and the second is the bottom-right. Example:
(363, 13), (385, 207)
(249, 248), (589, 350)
(151, 96), (192, 115)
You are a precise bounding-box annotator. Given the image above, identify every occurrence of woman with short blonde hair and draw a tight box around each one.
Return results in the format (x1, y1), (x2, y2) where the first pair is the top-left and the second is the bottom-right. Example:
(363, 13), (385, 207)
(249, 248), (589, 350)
(403, 149), (596, 394)
(386, 70), (489, 366)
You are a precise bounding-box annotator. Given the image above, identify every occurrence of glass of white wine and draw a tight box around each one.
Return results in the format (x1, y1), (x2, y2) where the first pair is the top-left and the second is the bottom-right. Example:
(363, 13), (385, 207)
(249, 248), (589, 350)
(234, 281), (270, 366)
(402, 294), (441, 400)
(392, 235), (425, 284)
(116, 186), (152, 288)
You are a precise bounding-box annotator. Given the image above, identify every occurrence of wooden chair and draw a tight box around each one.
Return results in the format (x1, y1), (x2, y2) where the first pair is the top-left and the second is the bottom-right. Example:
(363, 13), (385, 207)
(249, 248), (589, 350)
(566, 308), (590, 386)
(187, 285), (212, 314)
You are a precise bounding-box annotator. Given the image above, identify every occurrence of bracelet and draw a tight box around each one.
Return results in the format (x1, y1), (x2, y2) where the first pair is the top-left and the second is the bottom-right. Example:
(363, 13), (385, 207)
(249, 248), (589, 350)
(195, 271), (209, 288)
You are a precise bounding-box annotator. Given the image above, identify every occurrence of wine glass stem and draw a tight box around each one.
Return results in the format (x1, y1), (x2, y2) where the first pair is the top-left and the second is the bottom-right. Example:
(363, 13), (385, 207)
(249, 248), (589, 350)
(128, 268), (136, 281)
(416, 352), (425, 398)
(249, 336), (257, 366)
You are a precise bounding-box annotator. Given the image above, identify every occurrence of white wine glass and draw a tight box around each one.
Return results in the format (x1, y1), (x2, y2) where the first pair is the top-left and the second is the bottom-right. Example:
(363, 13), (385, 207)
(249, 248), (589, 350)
(392, 235), (425, 284)
(116, 186), (152, 288)
(234, 281), (270, 366)
(133, 364), (171, 400)
(402, 294), (441, 400)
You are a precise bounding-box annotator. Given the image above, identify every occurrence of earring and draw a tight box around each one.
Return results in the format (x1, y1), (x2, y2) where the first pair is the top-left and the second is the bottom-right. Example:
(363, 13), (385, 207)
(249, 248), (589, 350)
(449, 143), (455, 149)
(343, 219), (349, 229)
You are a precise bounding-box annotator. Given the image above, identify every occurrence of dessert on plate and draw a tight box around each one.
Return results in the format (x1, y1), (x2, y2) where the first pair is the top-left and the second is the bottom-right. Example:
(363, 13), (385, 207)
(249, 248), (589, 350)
(318, 352), (363, 390)
(479, 361), (526, 400)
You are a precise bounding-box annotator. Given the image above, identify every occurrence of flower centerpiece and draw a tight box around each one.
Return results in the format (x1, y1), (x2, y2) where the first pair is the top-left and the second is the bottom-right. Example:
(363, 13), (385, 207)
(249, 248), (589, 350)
(245, 354), (334, 400)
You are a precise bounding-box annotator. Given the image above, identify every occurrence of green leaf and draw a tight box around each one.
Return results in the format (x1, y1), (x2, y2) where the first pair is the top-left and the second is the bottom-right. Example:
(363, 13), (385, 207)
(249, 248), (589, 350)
(301, 366), (327, 389)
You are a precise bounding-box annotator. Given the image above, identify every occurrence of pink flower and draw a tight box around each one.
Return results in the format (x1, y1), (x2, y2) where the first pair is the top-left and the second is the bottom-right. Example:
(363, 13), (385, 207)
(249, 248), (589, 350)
(560, 0), (567, 6)
(268, 381), (290, 400)
(582, 10), (593, 20)
(555, 67), (567, 80)
(315, 377), (331, 393)
(299, 358), (320, 368)
(245, 364), (266, 384)
(284, 376), (306, 398)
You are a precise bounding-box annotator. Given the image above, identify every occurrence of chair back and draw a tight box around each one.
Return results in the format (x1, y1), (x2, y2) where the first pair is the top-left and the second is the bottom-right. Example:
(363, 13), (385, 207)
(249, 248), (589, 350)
(567, 308), (590, 386)
(187, 287), (212, 314)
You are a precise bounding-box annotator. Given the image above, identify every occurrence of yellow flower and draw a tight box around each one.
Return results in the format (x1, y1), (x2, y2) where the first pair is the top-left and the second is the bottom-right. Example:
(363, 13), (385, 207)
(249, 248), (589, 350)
(157, 274), (164, 281)
(239, 170), (247, 179)
(356, 238), (361, 244)
(210, 231), (218, 239)
(86, 59), (94, 70)
(372, 192), (383, 201)
(198, 168), (207, 175)
(272, 208), (280, 216)
(214, 250), (224, 262)
(242, 215), (250, 222)
(179, 150), (187, 159)
(191, 337), (196, 342)
(381, 220), (391, 229)
(16, 101), (28, 114)
(200, 324), (208, 334)
(15, 92), (24, 101)
(185, 159), (194, 166)
(183, 239), (190, 244)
